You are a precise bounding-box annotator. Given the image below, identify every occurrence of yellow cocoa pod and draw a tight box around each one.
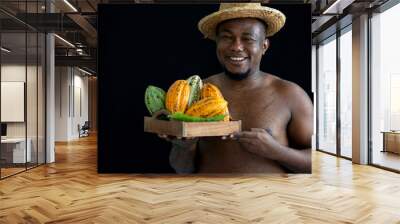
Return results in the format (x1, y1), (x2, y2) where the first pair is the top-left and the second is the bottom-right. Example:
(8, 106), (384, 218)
(201, 83), (224, 99)
(223, 107), (230, 121)
(165, 80), (190, 113)
(185, 97), (228, 118)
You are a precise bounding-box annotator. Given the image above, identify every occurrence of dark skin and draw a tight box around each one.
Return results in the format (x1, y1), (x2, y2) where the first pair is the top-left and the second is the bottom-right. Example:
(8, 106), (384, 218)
(161, 18), (313, 173)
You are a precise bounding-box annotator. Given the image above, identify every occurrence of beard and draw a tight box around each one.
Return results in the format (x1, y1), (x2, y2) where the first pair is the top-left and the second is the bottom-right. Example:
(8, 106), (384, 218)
(222, 66), (252, 81)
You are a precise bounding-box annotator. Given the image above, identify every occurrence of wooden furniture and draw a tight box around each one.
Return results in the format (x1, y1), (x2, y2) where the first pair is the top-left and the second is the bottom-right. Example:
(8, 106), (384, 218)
(0, 138), (32, 165)
(381, 131), (400, 154)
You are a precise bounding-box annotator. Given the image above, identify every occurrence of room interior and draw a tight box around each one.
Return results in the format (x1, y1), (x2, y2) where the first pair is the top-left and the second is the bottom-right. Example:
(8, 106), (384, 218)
(0, 0), (399, 222)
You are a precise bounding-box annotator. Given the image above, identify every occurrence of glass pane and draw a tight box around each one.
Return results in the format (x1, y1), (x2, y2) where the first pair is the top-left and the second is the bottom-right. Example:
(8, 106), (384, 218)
(1, 31), (27, 177)
(340, 29), (352, 158)
(26, 0), (39, 170)
(318, 36), (337, 154)
(38, 32), (45, 165)
(371, 3), (400, 171)
(27, 31), (38, 169)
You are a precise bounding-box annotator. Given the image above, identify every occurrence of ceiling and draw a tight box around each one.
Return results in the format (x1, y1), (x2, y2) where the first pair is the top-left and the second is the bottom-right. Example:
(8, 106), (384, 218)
(0, 0), (391, 74)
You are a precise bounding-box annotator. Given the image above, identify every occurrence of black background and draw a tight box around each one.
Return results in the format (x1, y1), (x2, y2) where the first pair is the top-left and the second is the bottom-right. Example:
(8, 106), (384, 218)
(98, 4), (311, 173)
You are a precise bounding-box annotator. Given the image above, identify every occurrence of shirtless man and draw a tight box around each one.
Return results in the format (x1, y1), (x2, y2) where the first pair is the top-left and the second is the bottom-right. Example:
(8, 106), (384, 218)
(161, 3), (313, 173)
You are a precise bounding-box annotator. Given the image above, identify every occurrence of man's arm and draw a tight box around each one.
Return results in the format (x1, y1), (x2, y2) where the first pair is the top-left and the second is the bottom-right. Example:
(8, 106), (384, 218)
(169, 139), (198, 174)
(265, 83), (313, 172)
(284, 83), (313, 173)
(269, 141), (311, 173)
(235, 83), (313, 173)
(236, 128), (311, 173)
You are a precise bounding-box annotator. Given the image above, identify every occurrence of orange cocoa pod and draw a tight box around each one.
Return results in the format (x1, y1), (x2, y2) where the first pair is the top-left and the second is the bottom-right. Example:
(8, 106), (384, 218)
(201, 83), (224, 99)
(185, 97), (228, 118)
(165, 80), (190, 113)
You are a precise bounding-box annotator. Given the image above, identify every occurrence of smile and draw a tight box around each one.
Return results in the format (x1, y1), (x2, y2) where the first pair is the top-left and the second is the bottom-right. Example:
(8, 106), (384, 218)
(227, 56), (248, 65)
(230, 57), (246, 61)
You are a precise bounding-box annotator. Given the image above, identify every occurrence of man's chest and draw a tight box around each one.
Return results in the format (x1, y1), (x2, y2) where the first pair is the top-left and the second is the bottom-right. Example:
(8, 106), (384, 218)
(224, 91), (291, 139)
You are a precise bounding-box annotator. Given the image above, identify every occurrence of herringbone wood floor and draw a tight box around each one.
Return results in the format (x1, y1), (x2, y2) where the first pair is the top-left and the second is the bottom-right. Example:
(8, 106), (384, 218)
(1, 134), (400, 224)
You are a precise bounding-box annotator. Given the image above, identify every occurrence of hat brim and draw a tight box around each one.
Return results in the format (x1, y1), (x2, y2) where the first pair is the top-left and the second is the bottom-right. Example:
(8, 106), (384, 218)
(198, 7), (286, 40)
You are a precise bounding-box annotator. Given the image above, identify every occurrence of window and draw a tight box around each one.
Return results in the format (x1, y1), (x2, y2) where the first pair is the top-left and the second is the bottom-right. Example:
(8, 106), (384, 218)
(317, 35), (337, 154)
(370, 2), (400, 171)
(339, 28), (352, 158)
(0, 1), (46, 179)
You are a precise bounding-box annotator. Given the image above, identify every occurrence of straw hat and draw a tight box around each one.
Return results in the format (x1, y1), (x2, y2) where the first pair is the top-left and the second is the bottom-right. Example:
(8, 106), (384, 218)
(198, 3), (286, 40)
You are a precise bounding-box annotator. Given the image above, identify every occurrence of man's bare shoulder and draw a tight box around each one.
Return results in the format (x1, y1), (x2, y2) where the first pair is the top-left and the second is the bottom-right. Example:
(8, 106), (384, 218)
(266, 74), (308, 99)
(203, 73), (223, 84)
(265, 73), (312, 117)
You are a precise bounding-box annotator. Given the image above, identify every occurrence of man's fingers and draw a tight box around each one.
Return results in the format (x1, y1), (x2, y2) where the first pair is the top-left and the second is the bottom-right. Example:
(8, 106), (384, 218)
(158, 134), (198, 141)
(235, 131), (258, 139)
(221, 133), (237, 140)
(158, 134), (174, 142)
(250, 128), (275, 137)
(223, 133), (234, 139)
(158, 134), (169, 139)
(238, 137), (255, 144)
(251, 128), (267, 133)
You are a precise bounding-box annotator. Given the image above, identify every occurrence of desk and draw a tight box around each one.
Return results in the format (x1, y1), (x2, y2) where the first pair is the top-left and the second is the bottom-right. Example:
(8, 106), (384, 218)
(1, 138), (31, 163)
(381, 131), (400, 154)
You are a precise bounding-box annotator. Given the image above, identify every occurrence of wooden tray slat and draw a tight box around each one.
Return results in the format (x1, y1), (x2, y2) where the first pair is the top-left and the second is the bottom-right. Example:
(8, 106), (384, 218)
(144, 116), (241, 137)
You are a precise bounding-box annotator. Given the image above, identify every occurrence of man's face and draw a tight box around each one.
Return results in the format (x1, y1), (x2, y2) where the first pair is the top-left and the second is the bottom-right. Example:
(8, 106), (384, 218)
(216, 18), (269, 80)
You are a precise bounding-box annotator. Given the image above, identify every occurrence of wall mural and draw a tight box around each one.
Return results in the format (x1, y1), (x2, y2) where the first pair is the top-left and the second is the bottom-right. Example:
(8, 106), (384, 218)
(98, 3), (312, 174)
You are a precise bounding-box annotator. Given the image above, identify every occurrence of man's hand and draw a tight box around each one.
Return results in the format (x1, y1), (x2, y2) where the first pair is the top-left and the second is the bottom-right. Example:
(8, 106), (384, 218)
(233, 128), (311, 173)
(221, 133), (235, 140)
(158, 134), (199, 174)
(234, 128), (281, 160)
(158, 134), (198, 150)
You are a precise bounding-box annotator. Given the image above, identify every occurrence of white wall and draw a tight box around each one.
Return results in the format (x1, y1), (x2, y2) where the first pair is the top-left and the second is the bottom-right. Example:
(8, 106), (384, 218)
(1, 65), (26, 140)
(55, 66), (89, 141)
(1, 64), (46, 164)
(72, 72), (89, 138)
(1, 65), (41, 137)
(55, 66), (70, 141)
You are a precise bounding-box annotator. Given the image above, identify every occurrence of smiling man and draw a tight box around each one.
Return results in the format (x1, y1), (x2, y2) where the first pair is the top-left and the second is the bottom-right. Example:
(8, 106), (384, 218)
(162, 3), (313, 173)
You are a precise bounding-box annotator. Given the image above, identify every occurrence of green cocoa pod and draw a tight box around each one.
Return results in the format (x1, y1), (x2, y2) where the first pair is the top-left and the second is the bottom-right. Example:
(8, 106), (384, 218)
(186, 75), (203, 107)
(168, 112), (225, 122)
(145, 85), (166, 115)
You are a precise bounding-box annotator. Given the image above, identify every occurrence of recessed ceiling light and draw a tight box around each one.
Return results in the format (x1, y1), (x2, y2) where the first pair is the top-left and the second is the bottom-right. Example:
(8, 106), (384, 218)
(1, 47), (11, 53)
(77, 67), (93, 76)
(322, 0), (355, 15)
(63, 0), (78, 12)
(54, 34), (75, 48)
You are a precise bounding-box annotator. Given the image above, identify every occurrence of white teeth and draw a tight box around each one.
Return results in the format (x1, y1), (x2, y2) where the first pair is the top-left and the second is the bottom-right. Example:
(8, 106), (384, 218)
(230, 57), (245, 61)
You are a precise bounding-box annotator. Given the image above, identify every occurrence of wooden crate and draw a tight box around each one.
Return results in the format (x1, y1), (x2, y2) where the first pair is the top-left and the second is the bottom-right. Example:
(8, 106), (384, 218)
(144, 116), (241, 137)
